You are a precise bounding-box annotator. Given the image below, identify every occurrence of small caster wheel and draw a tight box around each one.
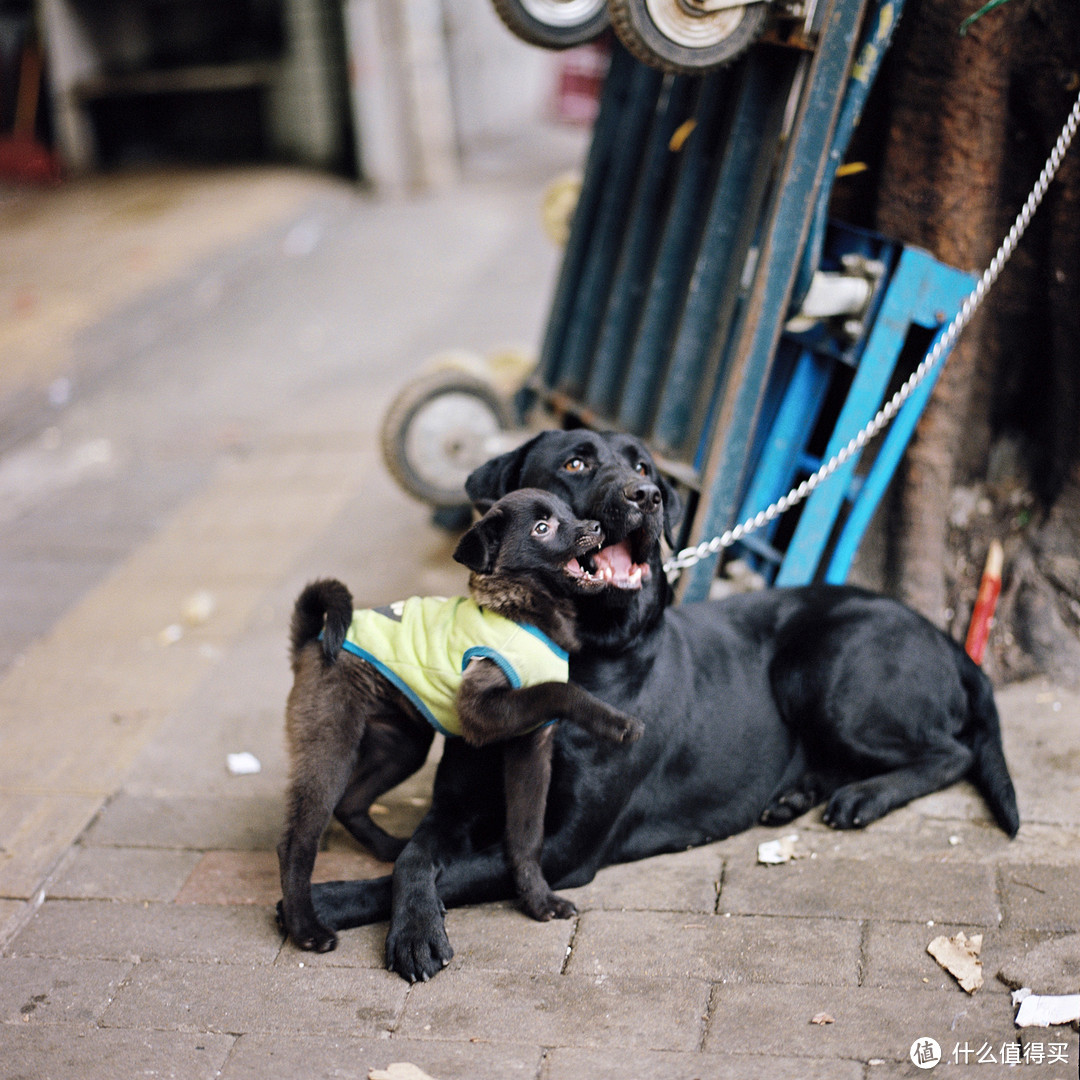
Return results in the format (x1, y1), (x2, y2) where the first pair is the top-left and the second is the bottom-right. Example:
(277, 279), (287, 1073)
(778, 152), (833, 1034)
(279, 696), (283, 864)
(381, 369), (518, 508)
(608, 0), (770, 74)
(491, 0), (610, 49)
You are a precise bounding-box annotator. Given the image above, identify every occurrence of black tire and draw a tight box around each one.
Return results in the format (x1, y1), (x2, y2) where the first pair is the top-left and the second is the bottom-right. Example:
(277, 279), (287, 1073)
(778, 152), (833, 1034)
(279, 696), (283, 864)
(608, 0), (769, 74)
(491, 0), (610, 49)
(380, 370), (517, 508)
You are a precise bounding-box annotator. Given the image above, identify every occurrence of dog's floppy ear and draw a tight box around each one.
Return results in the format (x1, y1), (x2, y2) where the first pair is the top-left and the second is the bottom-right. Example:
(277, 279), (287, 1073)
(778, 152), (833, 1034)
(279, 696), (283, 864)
(658, 473), (683, 549)
(453, 506), (508, 573)
(464, 433), (542, 507)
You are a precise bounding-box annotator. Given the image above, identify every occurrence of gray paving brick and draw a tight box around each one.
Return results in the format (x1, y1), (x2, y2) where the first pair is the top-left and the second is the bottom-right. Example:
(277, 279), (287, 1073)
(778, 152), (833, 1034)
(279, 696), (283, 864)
(566, 910), (861, 985)
(47, 845), (202, 901)
(558, 845), (723, 913)
(275, 924), (388, 971)
(7, 899), (281, 965)
(0, 956), (131, 1026)
(220, 1033), (542, 1080)
(703, 984), (1015, 1061)
(84, 794), (283, 850)
(997, 681), (1080, 829)
(397, 969), (709, 1052)
(101, 959), (407, 1035)
(540, 1046), (864, 1080)
(996, 931), (1080, 994)
(867, 1041), (1077, 1077)
(1015, 1027), (1079, 1070)
(288, 901), (576, 977)
(1001, 865), (1080, 931)
(442, 902), (575, 975)
(862, 920), (1034, 994)
(0, 1024), (234, 1080)
(719, 857), (1000, 924)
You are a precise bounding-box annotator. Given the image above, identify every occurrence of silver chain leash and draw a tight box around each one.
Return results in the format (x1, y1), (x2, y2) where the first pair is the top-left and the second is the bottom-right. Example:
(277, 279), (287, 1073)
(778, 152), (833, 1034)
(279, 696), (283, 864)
(665, 85), (1080, 578)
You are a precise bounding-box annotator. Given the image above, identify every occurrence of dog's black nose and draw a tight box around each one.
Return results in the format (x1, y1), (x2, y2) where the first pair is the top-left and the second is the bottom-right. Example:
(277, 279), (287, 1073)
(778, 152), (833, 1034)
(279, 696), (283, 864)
(625, 481), (662, 511)
(586, 520), (602, 535)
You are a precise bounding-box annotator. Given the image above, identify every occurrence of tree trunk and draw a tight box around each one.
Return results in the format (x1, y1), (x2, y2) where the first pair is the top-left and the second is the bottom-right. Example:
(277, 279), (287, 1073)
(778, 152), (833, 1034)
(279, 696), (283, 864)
(873, 0), (1021, 624)
(864, 0), (1080, 680)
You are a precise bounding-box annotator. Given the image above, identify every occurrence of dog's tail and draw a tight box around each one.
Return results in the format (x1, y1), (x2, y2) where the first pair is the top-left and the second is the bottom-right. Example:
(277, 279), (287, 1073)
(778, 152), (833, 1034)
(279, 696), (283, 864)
(960, 655), (1020, 838)
(290, 579), (353, 666)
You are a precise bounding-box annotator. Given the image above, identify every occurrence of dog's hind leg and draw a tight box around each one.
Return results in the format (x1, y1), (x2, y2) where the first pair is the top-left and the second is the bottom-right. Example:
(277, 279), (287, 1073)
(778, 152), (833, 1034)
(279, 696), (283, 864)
(333, 720), (434, 862)
(823, 744), (974, 829)
(278, 751), (357, 952)
(278, 669), (367, 952)
(503, 725), (577, 921)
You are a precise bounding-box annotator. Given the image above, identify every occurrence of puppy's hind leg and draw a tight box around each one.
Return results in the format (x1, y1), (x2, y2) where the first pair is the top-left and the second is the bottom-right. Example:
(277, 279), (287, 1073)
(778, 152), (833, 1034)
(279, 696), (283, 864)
(278, 679), (364, 952)
(333, 720), (434, 862)
(503, 725), (577, 921)
(278, 746), (359, 952)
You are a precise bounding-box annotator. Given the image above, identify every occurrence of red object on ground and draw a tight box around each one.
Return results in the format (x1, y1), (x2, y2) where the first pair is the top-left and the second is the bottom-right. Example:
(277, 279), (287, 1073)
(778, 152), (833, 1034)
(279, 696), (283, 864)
(965, 540), (1003, 665)
(0, 41), (63, 184)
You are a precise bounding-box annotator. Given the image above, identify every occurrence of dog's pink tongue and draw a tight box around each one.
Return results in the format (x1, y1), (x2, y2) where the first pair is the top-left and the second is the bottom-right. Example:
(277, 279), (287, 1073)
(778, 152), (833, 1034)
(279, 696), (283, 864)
(593, 541), (648, 589)
(594, 541), (633, 576)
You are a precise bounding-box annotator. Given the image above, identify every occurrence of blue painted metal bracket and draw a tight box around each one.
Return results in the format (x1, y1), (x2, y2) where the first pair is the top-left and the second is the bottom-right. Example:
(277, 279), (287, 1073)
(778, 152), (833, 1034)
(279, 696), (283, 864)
(679, 0), (870, 601)
(729, 238), (976, 588)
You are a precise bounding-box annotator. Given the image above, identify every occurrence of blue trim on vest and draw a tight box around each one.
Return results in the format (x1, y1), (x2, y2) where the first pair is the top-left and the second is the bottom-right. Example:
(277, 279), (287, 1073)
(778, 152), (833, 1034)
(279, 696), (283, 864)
(337, 637), (457, 738)
(520, 624), (569, 662)
(461, 646), (521, 688)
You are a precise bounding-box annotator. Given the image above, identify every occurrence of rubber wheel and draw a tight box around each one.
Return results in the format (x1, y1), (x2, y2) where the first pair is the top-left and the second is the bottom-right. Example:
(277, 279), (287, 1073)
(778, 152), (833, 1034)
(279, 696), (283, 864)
(608, 0), (769, 73)
(491, 0), (610, 49)
(380, 370), (517, 507)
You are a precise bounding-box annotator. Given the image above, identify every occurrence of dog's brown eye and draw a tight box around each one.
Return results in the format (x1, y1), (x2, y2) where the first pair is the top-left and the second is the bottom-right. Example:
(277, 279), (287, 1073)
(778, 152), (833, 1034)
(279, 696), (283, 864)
(563, 458), (586, 473)
(634, 462), (649, 476)
(532, 521), (550, 536)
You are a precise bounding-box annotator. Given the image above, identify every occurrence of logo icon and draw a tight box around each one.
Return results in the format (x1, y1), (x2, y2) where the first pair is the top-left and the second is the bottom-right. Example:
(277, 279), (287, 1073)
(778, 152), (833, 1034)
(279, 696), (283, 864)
(910, 1037), (942, 1070)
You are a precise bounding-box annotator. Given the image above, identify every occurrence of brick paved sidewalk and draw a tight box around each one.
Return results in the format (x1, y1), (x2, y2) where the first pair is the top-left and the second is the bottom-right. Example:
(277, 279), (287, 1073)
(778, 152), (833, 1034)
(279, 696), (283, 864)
(1, 159), (1078, 1080)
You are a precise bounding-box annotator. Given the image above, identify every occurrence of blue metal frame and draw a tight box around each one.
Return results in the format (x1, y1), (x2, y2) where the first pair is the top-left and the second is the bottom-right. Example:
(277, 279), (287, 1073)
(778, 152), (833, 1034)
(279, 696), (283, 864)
(524, 0), (978, 603)
(728, 224), (976, 588)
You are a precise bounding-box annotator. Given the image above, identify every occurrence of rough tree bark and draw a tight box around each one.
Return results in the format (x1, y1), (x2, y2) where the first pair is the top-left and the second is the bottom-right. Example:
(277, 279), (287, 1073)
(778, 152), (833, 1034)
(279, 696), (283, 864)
(864, 0), (1080, 682)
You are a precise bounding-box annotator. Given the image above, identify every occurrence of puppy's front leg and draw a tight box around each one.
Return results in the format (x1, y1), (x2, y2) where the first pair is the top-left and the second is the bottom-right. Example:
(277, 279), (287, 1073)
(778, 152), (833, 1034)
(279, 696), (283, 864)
(458, 661), (643, 745)
(552, 683), (644, 743)
(503, 725), (576, 921)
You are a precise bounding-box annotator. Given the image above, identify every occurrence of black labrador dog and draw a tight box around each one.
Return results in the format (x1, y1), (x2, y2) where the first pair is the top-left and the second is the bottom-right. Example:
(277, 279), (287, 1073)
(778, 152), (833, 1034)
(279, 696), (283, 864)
(304, 429), (1019, 982)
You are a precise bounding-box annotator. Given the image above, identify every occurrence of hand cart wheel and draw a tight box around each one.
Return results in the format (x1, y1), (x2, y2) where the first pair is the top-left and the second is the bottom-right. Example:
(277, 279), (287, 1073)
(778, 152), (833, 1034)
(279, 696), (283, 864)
(491, 0), (610, 49)
(607, 0), (770, 73)
(381, 367), (519, 508)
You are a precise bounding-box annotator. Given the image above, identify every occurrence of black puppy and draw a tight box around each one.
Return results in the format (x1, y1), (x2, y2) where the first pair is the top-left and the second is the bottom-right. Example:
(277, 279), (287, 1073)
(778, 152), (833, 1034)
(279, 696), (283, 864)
(277, 488), (642, 952)
(305, 429), (1019, 982)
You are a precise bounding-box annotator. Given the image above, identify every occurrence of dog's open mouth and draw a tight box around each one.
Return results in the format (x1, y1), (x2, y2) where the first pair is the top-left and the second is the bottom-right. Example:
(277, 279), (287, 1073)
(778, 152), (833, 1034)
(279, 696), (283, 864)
(565, 533), (651, 591)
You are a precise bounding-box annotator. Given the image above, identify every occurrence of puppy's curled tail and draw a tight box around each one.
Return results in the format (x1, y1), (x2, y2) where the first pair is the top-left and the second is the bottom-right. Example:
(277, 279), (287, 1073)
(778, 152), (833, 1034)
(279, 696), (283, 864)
(961, 657), (1020, 838)
(291, 579), (354, 667)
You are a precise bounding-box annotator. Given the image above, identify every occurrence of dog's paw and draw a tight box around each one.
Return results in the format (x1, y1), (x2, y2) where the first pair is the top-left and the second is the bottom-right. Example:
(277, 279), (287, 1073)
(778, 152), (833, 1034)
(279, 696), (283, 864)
(823, 783), (888, 830)
(385, 916), (453, 983)
(760, 788), (815, 826)
(277, 901), (339, 953)
(595, 710), (645, 743)
(521, 888), (578, 921)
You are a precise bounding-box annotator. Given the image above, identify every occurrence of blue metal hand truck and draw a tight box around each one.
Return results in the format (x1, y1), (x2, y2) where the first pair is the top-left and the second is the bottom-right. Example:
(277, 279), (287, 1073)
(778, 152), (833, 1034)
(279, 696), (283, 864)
(383, 0), (977, 602)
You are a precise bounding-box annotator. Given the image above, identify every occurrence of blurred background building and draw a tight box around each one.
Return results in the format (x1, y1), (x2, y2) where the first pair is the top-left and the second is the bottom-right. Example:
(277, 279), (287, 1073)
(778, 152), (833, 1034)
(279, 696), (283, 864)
(3, 0), (602, 191)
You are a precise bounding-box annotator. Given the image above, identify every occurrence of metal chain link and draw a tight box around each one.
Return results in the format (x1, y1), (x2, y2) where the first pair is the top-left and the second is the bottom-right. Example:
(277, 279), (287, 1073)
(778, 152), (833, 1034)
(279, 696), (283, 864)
(665, 85), (1080, 578)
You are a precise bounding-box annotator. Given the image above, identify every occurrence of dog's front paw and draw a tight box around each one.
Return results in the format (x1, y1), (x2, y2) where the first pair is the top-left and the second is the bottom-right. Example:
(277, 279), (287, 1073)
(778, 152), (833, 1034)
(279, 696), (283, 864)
(521, 889), (577, 921)
(601, 710), (645, 743)
(385, 914), (453, 983)
(277, 900), (339, 953)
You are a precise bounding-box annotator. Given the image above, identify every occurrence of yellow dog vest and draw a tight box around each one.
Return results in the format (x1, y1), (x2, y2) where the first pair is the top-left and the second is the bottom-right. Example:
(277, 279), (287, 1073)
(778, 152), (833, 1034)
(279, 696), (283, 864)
(341, 596), (569, 737)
